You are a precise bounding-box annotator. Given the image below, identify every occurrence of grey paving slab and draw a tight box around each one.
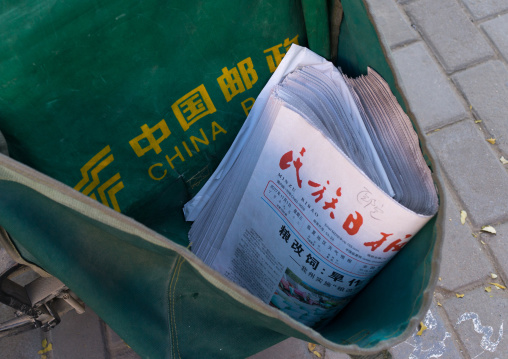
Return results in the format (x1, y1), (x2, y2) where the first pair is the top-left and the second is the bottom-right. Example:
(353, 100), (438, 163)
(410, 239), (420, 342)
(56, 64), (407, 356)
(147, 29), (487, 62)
(0, 303), (44, 359)
(364, 0), (419, 49)
(482, 13), (508, 63)
(50, 308), (107, 359)
(482, 222), (508, 286)
(404, 0), (495, 73)
(323, 348), (350, 358)
(452, 61), (508, 156)
(436, 185), (494, 291)
(391, 42), (467, 132)
(248, 337), (326, 358)
(103, 323), (142, 359)
(442, 287), (508, 358)
(0, 130), (8, 156)
(460, 0), (508, 21)
(390, 301), (464, 359)
(426, 120), (508, 227)
(0, 247), (15, 274)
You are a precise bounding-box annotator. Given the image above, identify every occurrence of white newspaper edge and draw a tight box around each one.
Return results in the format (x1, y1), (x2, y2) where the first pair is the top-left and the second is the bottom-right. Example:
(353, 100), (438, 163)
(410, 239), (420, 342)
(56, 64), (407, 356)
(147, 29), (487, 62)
(208, 106), (434, 327)
(183, 45), (327, 221)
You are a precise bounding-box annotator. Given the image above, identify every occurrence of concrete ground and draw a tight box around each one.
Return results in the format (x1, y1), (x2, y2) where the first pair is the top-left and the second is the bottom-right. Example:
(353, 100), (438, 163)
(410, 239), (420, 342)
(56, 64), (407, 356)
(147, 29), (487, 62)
(1, 0), (508, 358)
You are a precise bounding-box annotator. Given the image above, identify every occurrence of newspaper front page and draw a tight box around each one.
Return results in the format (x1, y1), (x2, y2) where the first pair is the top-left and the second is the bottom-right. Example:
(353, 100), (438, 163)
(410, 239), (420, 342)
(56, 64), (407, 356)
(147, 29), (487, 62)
(210, 106), (432, 327)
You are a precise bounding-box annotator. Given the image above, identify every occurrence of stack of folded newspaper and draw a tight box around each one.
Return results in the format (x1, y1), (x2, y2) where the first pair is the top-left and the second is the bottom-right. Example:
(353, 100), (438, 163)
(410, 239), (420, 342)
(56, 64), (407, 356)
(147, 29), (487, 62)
(184, 45), (438, 328)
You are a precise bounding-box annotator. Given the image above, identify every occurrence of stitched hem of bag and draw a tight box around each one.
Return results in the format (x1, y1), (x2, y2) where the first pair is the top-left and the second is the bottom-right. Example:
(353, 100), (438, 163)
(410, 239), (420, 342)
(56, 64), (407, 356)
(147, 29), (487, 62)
(168, 255), (185, 359)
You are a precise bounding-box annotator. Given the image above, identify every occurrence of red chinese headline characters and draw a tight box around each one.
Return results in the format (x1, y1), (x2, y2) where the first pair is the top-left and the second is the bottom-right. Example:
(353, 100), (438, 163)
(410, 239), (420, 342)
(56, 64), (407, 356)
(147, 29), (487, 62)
(278, 147), (411, 254)
(364, 233), (412, 253)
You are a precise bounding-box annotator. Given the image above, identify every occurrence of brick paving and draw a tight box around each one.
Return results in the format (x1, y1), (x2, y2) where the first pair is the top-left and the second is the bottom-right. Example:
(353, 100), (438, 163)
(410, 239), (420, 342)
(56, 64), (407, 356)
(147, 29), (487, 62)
(364, 0), (508, 357)
(1, 0), (508, 358)
(404, 0), (495, 74)
(390, 41), (468, 132)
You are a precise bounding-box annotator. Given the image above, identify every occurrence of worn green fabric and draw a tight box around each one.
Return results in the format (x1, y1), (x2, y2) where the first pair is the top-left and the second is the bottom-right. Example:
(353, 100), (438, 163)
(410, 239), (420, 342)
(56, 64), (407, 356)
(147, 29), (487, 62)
(301, 0), (331, 59)
(0, 0), (307, 244)
(0, 1), (441, 358)
(0, 157), (439, 358)
(0, 180), (297, 358)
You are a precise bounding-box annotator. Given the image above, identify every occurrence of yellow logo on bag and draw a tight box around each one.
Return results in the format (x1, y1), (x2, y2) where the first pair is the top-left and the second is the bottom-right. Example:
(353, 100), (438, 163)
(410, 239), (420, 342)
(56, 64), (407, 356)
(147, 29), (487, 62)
(129, 120), (172, 157)
(264, 35), (299, 73)
(74, 145), (124, 212)
(217, 57), (258, 102)
(172, 84), (217, 131)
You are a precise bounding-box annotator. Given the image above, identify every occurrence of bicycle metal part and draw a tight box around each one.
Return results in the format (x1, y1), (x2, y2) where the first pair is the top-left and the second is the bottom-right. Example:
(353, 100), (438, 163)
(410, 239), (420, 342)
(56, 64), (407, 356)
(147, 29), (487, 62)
(0, 262), (85, 339)
(0, 314), (37, 339)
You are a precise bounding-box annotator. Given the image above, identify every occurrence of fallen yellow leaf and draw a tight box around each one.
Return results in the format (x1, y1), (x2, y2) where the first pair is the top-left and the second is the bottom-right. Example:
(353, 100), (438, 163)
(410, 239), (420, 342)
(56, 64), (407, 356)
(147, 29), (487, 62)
(308, 343), (316, 352)
(437, 301), (442, 307)
(485, 287), (492, 292)
(439, 277), (442, 281)
(481, 240), (486, 245)
(500, 156), (508, 165)
(456, 293), (465, 298)
(313, 351), (322, 358)
(417, 322), (427, 336)
(37, 339), (53, 355)
(490, 283), (506, 290)
(487, 138), (496, 144)
(491, 273), (498, 279)
(475, 120), (482, 123)
(481, 225), (497, 234)
(460, 210), (467, 224)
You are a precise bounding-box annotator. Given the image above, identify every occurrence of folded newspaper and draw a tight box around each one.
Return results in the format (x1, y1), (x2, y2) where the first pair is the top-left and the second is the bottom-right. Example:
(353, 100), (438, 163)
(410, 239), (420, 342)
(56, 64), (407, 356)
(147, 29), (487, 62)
(184, 45), (438, 328)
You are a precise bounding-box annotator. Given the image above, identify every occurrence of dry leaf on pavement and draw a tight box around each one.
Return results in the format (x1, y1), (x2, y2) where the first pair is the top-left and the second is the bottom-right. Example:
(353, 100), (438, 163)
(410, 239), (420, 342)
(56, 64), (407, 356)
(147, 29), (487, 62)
(417, 322), (427, 336)
(490, 283), (506, 290)
(481, 225), (496, 234)
(308, 343), (322, 358)
(460, 210), (467, 224)
(487, 138), (496, 144)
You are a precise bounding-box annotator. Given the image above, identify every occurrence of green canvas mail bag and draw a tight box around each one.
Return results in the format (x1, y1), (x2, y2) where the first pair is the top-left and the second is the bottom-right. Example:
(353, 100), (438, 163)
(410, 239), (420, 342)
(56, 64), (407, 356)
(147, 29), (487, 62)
(0, 1), (442, 357)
